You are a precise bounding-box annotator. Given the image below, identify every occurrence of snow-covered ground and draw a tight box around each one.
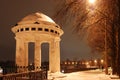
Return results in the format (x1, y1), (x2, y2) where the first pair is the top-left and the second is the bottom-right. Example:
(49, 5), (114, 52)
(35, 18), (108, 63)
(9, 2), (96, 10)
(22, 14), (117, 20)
(48, 69), (120, 80)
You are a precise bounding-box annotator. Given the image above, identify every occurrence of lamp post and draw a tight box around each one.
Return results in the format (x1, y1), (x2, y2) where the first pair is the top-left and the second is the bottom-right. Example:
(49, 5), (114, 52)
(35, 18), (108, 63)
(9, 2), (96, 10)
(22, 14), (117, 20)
(88, 0), (108, 74)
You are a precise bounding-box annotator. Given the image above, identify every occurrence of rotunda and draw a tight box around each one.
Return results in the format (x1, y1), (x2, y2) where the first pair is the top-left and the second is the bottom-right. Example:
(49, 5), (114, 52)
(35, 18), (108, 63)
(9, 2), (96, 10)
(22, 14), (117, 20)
(12, 12), (64, 73)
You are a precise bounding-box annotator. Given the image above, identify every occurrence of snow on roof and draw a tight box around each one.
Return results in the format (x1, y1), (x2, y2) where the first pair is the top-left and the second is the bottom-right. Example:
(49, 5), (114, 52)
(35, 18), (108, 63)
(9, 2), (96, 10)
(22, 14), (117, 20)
(35, 12), (55, 23)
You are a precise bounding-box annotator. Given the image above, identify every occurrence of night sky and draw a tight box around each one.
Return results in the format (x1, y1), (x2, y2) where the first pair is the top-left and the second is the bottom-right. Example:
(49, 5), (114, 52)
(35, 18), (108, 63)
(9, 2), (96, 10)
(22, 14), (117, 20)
(0, 0), (100, 62)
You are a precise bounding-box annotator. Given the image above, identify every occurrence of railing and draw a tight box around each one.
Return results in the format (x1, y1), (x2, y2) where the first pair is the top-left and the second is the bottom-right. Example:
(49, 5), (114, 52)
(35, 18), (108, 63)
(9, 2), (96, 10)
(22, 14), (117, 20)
(0, 70), (47, 80)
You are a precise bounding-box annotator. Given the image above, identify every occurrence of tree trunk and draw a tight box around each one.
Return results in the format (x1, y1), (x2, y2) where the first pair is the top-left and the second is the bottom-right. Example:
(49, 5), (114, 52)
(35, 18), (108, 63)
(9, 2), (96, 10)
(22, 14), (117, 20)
(117, 0), (120, 77)
(117, 28), (120, 77)
(110, 25), (117, 75)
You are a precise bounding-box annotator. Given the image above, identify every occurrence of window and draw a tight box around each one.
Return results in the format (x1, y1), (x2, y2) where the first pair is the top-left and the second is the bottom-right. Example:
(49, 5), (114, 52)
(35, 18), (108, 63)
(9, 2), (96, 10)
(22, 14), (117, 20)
(75, 62), (78, 64)
(31, 28), (36, 31)
(34, 22), (40, 24)
(25, 28), (29, 31)
(68, 62), (71, 65)
(72, 62), (74, 65)
(15, 24), (18, 26)
(65, 62), (67, 64)
(55, 31), (57, 34)
(45, 28), (49, 32)
(20, 28), (23, 31)
(17, 29), (19, 32)
(55, 26), (59, 28)
(50, 30), (54, 33)
(38, 28), (42, 31)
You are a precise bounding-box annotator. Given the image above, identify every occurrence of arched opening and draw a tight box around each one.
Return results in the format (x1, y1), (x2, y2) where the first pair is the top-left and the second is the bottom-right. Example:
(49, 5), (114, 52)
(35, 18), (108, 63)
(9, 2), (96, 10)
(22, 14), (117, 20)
(28, 42), (35, 65)
(41, 43), (49, 70)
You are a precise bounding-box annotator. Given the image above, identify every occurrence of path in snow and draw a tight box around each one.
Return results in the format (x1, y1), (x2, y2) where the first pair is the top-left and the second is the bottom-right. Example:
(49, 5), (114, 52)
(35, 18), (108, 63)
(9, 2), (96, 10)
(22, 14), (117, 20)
(48, 69), (120, 80)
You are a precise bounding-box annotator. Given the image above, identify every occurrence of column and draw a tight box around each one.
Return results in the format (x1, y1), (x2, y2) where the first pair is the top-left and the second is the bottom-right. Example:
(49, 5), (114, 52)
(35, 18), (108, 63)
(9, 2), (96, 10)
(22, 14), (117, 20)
(24, 42), (28, 72)
(15, 37), (21, 72)
(34, 41), (41, 71)
(49, 38), (60, 73)
(15, 37), (26, 72)
(55, 39), (60, 72)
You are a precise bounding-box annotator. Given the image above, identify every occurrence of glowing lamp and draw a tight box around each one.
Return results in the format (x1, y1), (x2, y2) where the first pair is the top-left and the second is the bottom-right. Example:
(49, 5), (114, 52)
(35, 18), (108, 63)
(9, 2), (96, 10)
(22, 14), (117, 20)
(88, 0), (96, 4)
(0, 67), (3, 74)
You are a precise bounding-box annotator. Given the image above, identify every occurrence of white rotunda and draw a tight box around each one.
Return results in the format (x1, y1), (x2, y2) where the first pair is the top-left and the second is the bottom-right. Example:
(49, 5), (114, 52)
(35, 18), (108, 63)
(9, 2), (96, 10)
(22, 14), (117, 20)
(12, 12), (64, 73)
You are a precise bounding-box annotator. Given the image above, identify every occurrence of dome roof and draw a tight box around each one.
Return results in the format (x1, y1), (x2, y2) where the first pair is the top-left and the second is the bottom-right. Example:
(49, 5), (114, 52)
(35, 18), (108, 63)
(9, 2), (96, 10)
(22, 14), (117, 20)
(12, 12), (64, 36)
(18, 12), (55, 24)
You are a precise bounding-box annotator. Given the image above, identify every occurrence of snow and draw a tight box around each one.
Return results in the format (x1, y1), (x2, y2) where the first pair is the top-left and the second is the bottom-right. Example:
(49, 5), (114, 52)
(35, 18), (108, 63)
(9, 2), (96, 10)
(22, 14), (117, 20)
(48, 69), (120, 80)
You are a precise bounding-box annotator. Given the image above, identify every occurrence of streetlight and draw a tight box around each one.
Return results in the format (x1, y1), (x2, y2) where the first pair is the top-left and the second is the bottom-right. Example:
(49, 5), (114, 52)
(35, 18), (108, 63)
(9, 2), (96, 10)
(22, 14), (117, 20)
(94, 60), (97, 67)
(101, 59), (104, 64)
(85, 62), (90, 68)
(88, 0), (96, 4)
(0, 67), (3, 75)
(87, 0), (96, 10)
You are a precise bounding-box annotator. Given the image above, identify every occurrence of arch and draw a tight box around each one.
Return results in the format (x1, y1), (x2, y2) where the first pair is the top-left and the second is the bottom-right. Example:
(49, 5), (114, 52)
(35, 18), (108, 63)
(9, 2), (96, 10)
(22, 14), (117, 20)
(28, 42), (35, 65)
(41, 43), (49, 62)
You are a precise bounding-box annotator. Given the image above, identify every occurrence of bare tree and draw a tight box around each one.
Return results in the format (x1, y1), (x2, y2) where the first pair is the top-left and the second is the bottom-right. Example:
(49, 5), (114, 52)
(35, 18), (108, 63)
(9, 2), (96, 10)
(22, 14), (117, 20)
(53, 0), (120, 76)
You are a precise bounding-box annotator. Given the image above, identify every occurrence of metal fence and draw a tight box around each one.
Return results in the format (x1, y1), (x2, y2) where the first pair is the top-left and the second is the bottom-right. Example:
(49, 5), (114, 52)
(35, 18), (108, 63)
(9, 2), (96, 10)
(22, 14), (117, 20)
(0, 70), (47, 80)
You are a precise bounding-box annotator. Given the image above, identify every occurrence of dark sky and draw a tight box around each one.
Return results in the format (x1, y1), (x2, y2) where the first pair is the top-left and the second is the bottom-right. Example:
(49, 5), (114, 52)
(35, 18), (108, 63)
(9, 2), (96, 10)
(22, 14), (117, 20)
(0, 0), (100, 62)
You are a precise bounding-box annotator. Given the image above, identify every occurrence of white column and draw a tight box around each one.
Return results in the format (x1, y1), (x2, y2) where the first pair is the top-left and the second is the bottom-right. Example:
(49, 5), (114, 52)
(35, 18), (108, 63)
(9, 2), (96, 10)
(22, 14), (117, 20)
(15, 37), (25, 72)
(49, 38), (60, 73)
(15, 37), (21, 72)
(55, 39), (60, 72)
(34, 41), (41, 70)
(24, 42), (28, 71)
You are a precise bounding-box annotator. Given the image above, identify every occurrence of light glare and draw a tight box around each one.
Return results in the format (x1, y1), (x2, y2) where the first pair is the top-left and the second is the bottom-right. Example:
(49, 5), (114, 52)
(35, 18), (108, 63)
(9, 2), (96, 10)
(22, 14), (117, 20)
(88, 0), (95, 4)
(0, 67), (3, 74)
